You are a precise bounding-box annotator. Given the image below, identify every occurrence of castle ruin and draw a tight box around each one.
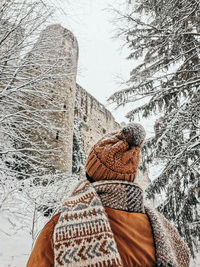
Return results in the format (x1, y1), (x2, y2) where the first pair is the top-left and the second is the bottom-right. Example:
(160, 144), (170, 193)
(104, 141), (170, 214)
(20, 24), (150, 188)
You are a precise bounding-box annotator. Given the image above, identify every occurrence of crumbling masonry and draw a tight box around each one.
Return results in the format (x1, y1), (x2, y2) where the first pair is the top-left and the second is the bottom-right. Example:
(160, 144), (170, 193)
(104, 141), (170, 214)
(29, 24), (150, 188)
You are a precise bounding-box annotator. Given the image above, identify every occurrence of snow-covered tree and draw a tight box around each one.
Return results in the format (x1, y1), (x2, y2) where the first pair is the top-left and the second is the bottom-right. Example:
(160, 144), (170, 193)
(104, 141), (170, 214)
(0, 1), (77, 182)
(0, 1), (53, 180)
(109, 0), (200, 256)
(72, 115), (86, 174)
(0, 1), (80, 250)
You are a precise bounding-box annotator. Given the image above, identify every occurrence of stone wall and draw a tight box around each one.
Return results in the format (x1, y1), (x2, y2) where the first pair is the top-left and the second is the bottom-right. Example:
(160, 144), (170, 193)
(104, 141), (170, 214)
(23, 24), (119, 175)
(75, 84), (120, 156)
(20, 23), (150, 188)
(74, 85), (150, 189)
(21, 24), (79, 174)
(37, 24), (78, 173)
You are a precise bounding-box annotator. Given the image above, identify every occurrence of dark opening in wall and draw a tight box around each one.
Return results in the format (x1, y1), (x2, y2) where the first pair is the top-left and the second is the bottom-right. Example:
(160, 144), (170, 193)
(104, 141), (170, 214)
(63, 104), (66, 112)
(102, 128), (106, 134)
(83, 115), (87, 122)
(56, 131), (59, 140)
(50, 90), (54, 101)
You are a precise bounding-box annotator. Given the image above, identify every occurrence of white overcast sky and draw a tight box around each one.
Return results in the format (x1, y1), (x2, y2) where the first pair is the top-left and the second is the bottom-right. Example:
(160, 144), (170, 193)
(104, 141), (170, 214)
(49, 0), (157, 136)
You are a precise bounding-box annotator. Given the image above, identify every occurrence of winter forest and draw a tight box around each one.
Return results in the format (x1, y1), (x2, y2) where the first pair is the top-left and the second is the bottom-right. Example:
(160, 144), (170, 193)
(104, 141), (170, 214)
(0, 0), (199, 266)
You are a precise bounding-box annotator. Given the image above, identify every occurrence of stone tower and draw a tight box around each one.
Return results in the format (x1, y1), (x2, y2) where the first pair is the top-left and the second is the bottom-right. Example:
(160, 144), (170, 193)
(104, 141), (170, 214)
(19, 24), (79, 175)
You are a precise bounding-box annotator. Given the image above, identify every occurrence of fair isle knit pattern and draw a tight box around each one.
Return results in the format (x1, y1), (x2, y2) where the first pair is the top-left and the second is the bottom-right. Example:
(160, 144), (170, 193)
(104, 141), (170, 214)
(54, 179), (190, 267)
(53, 180), (123, 267)
(94, 180), (145, 213)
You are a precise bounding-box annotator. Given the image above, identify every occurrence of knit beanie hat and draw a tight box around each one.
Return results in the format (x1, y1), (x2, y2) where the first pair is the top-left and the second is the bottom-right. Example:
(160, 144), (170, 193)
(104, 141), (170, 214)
(86, 123), (146, 182)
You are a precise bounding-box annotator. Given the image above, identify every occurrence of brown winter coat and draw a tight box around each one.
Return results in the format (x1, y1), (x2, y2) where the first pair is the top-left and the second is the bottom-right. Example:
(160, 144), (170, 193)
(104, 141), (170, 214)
(27, 180), (190, 267)
(27, 208), (156, 267)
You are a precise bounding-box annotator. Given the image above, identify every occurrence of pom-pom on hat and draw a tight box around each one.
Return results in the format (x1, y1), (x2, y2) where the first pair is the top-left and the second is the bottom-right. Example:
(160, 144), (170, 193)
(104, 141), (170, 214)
(86, 123), (146, 182)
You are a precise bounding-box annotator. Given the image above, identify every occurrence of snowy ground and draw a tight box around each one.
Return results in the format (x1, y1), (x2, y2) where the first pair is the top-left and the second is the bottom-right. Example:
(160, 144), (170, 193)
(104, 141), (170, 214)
(0, 197), (48, 267)
(0, 175), (78, 267)
(0, 212), (35, 267)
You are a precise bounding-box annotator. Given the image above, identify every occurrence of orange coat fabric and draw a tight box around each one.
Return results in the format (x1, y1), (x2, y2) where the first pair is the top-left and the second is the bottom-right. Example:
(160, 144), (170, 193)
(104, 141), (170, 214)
(27, 209), (156, 267)
(104, 207), (156, 267)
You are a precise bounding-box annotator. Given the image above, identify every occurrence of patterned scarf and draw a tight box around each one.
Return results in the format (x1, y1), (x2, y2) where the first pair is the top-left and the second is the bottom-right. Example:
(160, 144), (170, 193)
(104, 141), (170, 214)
(53, 179), (190, 267)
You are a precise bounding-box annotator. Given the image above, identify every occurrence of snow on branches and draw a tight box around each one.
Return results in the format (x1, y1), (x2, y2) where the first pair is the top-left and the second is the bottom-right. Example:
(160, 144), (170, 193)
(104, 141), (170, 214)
(110, 0), (200, 257)
(0, 0), (79, 251)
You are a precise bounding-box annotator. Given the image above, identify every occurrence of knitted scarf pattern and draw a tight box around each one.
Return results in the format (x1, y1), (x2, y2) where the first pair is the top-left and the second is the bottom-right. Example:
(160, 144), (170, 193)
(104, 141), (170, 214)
(53, 179), (190, 267)
(145, 207), (190, 267)
(53, 180), (123, 267)
(94, 180), (145, 213)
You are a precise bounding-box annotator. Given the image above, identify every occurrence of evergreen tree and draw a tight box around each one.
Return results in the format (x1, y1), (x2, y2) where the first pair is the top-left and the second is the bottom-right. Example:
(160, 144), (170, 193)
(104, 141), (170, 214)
(109, 0), (200, 256)
(72, 116), (86, 174)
